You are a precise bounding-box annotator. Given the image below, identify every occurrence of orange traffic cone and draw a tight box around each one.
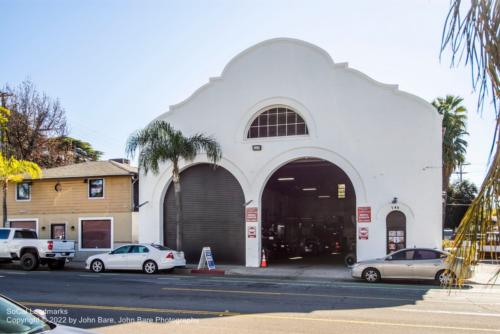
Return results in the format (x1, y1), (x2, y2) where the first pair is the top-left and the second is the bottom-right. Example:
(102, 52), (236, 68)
(261, 249), (267, 268)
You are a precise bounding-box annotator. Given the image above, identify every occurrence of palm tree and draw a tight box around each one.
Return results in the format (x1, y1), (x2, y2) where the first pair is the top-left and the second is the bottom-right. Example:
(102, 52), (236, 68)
(0, 154), (42, 226)
(441, 0), (499, 283)
(432, 95), (469, 194)
(126, 120), (222, 251)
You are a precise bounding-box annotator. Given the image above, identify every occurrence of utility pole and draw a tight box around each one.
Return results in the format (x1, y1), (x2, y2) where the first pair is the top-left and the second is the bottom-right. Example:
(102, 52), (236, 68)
(0, 91), (12, 228)
(0, 91), (13, 156)
(454, 162), (471, 182)
(0, 91), (13, 106)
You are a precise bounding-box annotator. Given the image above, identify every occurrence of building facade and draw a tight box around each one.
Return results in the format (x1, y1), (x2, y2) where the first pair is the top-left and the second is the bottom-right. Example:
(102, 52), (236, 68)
(139, 38), (442, 267)
(2, 160), (138, 255)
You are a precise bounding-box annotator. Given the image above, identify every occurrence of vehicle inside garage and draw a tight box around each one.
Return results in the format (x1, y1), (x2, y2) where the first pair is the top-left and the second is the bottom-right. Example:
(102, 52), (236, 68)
(261, 158), (356, 265)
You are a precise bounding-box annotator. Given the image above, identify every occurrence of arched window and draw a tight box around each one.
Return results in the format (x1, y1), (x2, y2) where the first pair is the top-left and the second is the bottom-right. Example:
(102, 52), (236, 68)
(247, 107), (309, 139)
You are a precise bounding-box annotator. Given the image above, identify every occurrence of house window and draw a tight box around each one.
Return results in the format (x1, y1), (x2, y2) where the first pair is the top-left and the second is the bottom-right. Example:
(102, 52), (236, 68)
(247, 107), (309, 138)
(88, 178), (104, 198)
(9, 220), (37, 231)
(80, 219), (112, 249)
(16, 182), (31, 201)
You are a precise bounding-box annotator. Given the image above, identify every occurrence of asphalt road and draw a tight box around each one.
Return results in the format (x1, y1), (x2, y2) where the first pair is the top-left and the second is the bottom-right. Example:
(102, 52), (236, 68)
(1, 268), (500, 334)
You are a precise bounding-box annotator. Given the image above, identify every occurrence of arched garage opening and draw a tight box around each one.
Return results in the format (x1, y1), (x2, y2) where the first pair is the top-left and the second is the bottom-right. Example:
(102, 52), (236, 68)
(262, 158), (356, 265)
(163, 164), (245, 264)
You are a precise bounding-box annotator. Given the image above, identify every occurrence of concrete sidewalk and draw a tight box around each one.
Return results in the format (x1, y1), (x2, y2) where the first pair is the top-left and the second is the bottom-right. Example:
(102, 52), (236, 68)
(470, 263), (500, 285)
(221, 264), (351, 280)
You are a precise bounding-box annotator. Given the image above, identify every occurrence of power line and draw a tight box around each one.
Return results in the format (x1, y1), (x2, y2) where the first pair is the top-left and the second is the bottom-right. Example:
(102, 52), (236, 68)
(453, 162), (471, 182)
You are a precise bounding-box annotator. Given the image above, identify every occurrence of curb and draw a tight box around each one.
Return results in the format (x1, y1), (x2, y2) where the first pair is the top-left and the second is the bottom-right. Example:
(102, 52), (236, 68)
(191, 269), (225, 276)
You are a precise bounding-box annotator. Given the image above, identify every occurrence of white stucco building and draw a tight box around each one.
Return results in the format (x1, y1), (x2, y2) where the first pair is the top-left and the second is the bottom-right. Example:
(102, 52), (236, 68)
(139, 38), (442, 267)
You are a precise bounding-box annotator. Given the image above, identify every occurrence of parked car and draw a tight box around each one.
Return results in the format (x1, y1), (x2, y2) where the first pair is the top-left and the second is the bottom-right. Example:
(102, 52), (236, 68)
(86, 244), (186, 274)
(0, 294), (95, 333)
(351, 248), (472, 284)
(0, 228), (75, 271)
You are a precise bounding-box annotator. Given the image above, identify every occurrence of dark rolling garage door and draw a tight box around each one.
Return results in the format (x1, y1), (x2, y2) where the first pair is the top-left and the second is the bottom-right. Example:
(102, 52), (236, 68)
(164, 164), (245, 264)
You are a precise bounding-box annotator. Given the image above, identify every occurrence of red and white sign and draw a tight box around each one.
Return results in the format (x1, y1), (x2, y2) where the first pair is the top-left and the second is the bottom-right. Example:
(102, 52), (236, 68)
(358, 227), (369, 240)
(357, 207), (371, 223)
(247, 226), (257, 238)
(246, 207), (258, 222)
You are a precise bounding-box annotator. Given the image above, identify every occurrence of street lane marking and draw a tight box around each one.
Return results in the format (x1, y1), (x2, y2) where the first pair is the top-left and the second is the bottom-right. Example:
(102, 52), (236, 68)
(18, 301), (500, 333)
(161, 287), (414, 301)
(395, 308), (500, 318)
(161, 287), (500, 305)
(244, 314), (500, 332)
(165, 276), (500, 293)
(20, 302), (238, 317)
(159, 276), (443, 291)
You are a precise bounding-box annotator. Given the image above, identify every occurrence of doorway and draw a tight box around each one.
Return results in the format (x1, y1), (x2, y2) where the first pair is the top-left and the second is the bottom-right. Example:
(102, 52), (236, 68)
(261, 158), (356, 265)
(51, 224), (66, 240)
(386, 210), (406, 253)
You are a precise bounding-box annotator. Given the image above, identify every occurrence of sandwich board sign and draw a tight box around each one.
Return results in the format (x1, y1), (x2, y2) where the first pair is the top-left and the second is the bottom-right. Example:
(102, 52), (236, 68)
(197, 247), (216, 270)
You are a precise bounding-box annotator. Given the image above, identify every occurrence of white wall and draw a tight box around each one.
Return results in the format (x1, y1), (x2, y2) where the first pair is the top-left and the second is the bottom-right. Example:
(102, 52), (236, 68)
(138, 38), (442, 266)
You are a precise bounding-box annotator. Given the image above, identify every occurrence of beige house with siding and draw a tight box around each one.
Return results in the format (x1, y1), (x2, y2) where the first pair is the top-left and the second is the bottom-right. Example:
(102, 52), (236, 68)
(1, 159), (138, 255)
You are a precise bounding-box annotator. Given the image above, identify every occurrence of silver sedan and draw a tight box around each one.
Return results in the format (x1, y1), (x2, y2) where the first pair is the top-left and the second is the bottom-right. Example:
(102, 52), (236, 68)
(351, 248), (470, 284)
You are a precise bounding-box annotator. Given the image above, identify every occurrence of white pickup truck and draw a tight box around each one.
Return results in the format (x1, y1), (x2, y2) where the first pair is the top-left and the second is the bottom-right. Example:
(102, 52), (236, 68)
(0, 228), (75, 270)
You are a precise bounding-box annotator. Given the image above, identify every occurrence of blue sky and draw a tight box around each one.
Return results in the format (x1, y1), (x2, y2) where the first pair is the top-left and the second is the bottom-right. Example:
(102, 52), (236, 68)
(1, 0), (496, 186)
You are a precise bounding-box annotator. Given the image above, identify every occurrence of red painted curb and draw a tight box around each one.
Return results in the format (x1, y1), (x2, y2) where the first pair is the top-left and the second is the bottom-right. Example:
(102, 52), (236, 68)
(190, 269), (225, 276)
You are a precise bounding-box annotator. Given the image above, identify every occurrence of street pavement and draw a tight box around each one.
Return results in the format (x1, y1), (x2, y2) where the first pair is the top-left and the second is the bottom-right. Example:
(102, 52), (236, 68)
(1, 268), (500, 333)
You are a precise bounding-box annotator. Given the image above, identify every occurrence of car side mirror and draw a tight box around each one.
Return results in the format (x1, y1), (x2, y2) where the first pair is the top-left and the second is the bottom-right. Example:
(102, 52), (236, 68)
(385, 256), (392, 261)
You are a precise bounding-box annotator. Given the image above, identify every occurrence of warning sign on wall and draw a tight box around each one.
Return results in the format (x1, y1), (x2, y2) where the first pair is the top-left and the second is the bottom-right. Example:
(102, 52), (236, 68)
(358, 227), (369, 240)
(357, 207), (372, 223)
(247, 226), (257, 238)
(246, 207), (258, 222)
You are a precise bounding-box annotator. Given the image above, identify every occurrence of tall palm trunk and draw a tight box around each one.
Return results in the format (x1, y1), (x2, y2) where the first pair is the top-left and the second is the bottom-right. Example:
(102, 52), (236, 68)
(2, 181), (7, 227)
(172, 163), (183, 251)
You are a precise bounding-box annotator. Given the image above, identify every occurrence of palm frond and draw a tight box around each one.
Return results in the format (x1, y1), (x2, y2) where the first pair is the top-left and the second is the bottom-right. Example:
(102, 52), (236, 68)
(448, 144), (499, 285)
(126, 120), (222, 175)
(187, 134), (222, 165)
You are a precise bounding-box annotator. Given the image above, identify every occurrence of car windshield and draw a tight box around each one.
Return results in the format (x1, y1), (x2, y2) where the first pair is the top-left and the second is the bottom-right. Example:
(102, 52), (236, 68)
(150, 244), (172, 251)
(0, 296), (52, 334)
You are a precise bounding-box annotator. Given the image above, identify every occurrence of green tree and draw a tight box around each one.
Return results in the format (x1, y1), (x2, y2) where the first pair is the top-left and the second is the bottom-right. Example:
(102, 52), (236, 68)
(0, 154), (42, 226)
(441, 0), (499, 282)
(432, 96), (469, 194)
(126, 120), (222, 251)
(42, 136), (104, 167)
(446, 180), (478, 229)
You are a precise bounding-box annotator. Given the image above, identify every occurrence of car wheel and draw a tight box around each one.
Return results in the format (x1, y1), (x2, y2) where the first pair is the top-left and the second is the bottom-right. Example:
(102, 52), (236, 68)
(362, 268), (381, 283)
(48, 260), (65, 270)
(436, 270), (455, 285)
(20, 253), (39, 271)
(143, 260), (158, 274)
(90, 260), (105, 273)
(344, 253), (356, 267)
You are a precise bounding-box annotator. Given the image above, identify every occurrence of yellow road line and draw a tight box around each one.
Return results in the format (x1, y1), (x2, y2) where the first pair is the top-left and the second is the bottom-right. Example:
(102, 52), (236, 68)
(20, 302), (238, 317)
(161, 287), (413, 301)
(160, 287), (500, 306)
(244, 314), (500, 332)
(20, 301), (500, 333)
